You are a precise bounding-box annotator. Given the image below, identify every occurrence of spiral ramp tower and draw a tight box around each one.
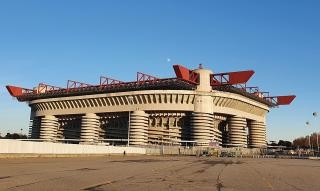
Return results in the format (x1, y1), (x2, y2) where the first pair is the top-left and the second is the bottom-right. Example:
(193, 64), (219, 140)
(39, 115), (59, 142)
(29, 117), (41, 139)
(248, 120), (267, 148)
(129, 111), (149, 146)
(80, 113), (100, 144)
(191, 112), (215, 146)
(227, 116), (247, 147)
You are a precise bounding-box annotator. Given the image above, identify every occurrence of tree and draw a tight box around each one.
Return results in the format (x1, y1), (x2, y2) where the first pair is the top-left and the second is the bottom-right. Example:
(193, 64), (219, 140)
(4, 133), (27, 139)
(293, 132), (320, 149)
(278, 140), (292, 148)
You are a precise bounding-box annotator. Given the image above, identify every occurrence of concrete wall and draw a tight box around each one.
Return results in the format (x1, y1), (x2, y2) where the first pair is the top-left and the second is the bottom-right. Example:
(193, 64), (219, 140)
(146, 146), (198, 156)
(29, 89), (269, 122)
(0, 140), (146, 155)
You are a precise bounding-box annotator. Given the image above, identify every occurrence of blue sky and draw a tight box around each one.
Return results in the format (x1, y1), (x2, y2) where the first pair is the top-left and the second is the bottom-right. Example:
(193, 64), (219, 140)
(0, 0), (319, 141)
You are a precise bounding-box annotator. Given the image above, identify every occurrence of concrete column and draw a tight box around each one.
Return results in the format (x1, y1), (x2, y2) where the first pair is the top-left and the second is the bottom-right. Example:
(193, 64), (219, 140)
(193, 68), (213, 92)
(191, 112), (214, 146)
(39, 115), (59, 142)
(194, 95), (214, 114)
(129, 110), (149, 146)
(191, 67), (215, 146)
(227, 116), (247, 147)
(80, 113), (100, 144)
(174, 117), (178, 127)
(248, 120), (267, 148)
(160, 117), (164, 127)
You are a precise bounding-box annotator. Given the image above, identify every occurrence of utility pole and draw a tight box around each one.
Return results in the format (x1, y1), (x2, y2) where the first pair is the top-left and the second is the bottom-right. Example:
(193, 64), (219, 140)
(313, 112), (319, 156)
(306, 121), (312, 155)
(308, 135), (311, 151)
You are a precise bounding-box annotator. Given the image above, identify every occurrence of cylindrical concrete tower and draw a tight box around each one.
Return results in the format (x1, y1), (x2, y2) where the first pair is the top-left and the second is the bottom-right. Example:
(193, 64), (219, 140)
(39, 115), (59, 142)
(29, 117), (41, 139)
(228, 116), (247, 147)
(191, 112), (214, 146)
(193, 66), (213, 92)
(191, 66), (216, 146)
(248, 120), (267, 148)
(129, 110), (149, 146)
(80, 113), (100, 144)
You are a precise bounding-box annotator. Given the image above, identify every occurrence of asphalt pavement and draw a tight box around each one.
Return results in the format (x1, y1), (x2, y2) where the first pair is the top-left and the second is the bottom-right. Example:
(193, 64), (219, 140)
(0, 156), (319, 191)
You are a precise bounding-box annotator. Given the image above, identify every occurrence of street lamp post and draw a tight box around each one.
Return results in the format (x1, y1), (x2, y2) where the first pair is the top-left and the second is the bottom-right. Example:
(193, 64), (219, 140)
(306, 121), (312, 153)
(127, 96), (134, 146)
(313, 112), (319, 156)
(317, 132), (319, 155)
(308, 135), (311, 152)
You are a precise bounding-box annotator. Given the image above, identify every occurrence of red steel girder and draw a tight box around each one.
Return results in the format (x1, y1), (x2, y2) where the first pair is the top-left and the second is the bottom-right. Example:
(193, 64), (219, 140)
(251, 91), (270, 99)
(6, 85), (34, 97)
(244, 86), (266, 98)
(234, 83), (247, 90)
(244, 86), (260, 93)
(277, 95), (296, 105)
(264, 95), (296, 106)
(173, 64), (199, 84)
(210, 70), (255, 86)
(236, 86), (269, 98)
(5, 64), (296, 108)
(259, 92), (270, 98)
(37, 83), (62, 94)
(137, 72), (159, 83)
(100, 76), (123, 87)
(67, 80), (93, 92)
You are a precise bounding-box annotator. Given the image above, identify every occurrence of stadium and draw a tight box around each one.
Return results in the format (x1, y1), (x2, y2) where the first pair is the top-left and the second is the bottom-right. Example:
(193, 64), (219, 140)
(6, 64), (295, 148)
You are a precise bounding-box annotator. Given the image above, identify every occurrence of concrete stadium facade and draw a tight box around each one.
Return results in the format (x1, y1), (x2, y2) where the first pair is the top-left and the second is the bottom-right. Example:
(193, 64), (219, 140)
(7, 65), (295, 148)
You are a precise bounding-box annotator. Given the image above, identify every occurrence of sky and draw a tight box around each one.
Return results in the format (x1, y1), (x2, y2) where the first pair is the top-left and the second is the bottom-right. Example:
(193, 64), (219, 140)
(0, 0), (319, 141)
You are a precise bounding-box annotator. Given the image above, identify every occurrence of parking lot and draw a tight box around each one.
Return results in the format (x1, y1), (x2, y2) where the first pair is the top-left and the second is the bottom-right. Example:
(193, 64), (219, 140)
(0, 156), (319, 191)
